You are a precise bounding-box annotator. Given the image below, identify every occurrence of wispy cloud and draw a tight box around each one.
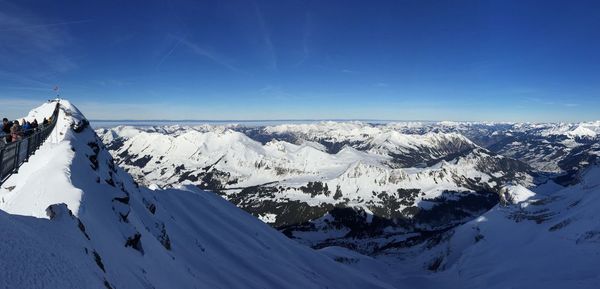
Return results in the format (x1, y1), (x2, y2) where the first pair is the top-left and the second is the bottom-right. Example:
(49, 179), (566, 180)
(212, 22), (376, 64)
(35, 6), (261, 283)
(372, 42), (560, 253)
(0, 19), (92, 32)
(523, 97), (543, 103)
(156, 36), (183, 71)
(523, 96), (556, 106)
(257, 85), (294, 100)
(374, 82), (389, 87)
(0, 70), (54, 89)
(253, 1), (278, 71)
(523, 96), (580, 108)
(295, 12), (313, 67)
(0, 85), (54, 91)
(94, 79), (134, 87)
(0, 97), (46, 107)
(0, 4), (84, 87)
(176, 37), (242, 73)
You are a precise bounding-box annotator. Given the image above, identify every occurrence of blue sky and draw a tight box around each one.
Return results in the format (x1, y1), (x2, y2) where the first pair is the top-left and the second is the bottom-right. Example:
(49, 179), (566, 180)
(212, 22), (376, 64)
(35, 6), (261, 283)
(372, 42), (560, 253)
(0, 0), (599, 122)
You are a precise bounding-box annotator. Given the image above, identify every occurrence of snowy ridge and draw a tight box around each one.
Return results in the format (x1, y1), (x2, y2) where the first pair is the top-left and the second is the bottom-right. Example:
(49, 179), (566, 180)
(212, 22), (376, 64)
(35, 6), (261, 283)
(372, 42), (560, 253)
(387, 164), (600, 289)
(97, 125), (530, 203)
(263, 122), (477, 159)
(5, 102), (597, 288)
(97, 125), (482, 189)
(538, 121), (600, 138)
(98, 121), (534, 252)
(0, 100), (395, 289)
(310, 165), (600, 289)
(258, 120), (600, 178)
(264, 120), (600, 140)
(99, 125), (390, 189)
(353, 120), (599, 175)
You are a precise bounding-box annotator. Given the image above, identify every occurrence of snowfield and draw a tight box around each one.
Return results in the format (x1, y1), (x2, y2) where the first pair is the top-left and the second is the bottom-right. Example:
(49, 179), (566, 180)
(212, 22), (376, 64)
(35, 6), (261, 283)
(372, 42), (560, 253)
(393, 165), (600, 289)
(297, 165), (600, 289)
(1, 100), (599, 289)
(0, 100), (395, 289)
(97, 123), (534, 233)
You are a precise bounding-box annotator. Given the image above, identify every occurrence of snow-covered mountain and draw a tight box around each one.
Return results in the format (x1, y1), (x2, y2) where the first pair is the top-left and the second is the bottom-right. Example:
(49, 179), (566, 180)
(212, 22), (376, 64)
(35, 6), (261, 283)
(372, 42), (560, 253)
(315, 164), (600, 289)
(4, 101), (599, 289)
(251, 120), (599, 180)
(0, 100), (395, 289)
(97, 122), (534, 252)
(383, 121), (600, 176)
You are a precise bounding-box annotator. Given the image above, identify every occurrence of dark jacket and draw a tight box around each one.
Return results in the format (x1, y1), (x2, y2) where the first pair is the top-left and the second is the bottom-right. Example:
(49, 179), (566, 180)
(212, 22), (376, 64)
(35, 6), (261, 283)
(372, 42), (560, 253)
(2, 122), (10, 134)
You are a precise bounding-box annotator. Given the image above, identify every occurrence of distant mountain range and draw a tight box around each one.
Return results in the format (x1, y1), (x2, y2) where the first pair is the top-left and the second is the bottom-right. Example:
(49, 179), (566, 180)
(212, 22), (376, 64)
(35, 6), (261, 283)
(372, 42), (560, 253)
(96, 120), (599, 254)
(1, 100), (598, 288)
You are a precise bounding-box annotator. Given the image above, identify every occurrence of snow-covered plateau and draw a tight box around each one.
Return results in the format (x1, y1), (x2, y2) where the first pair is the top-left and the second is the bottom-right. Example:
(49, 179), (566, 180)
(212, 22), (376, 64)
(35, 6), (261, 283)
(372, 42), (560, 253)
(1, 100), (599, 289)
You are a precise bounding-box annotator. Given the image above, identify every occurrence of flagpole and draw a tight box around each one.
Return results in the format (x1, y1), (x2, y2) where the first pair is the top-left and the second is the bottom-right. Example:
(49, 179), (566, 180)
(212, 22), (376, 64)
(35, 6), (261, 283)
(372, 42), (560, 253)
(53, 85), (60, 100)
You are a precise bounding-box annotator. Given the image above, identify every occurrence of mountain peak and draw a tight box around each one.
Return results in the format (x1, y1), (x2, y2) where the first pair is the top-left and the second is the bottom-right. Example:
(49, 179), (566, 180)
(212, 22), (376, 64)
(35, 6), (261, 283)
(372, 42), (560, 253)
(0, 100), (395, 289)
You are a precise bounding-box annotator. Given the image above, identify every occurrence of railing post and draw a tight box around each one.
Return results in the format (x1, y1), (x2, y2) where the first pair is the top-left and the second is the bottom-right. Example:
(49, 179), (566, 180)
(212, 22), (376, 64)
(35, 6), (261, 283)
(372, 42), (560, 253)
(0, 148), (4, 181)
(25, 138), (30, 162)
(13, 141), (20, 173)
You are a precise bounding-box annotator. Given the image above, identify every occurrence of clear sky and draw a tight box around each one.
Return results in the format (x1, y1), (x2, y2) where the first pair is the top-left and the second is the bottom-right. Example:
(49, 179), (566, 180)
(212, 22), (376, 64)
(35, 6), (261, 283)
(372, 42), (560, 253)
(1, 0), (599, 122)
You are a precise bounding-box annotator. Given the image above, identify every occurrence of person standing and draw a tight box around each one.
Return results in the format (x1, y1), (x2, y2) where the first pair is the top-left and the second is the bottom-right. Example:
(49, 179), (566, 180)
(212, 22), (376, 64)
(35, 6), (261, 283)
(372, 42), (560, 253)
(22, 119), (31, 136)
(10, 121), (22, 142)
(31, 119), (39, 131)
(2, 118), (12, 142)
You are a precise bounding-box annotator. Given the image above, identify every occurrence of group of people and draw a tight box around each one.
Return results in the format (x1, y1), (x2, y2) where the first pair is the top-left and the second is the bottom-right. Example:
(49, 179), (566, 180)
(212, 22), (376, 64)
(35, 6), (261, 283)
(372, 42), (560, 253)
(1, 117), (51, 144)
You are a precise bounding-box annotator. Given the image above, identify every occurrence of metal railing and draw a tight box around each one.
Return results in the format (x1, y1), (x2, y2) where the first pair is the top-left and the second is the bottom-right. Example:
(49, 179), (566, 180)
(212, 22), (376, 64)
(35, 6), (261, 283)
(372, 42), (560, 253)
(0, 102), (60, 185)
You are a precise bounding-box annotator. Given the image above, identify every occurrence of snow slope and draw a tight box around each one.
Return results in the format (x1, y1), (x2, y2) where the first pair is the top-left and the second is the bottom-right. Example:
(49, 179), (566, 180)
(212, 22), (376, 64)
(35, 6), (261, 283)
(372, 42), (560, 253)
(97, 122), (533, 255)
(99, 126), (365, 187)
(439, 165), (600, 288)
(374, 165), (600, 289)
(97, 124), (531, 210)
(97, 124), (480, 189)
(5, 101), (596, 289)
(0, 100), (395, 289)
(380, 120), (600, 174)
